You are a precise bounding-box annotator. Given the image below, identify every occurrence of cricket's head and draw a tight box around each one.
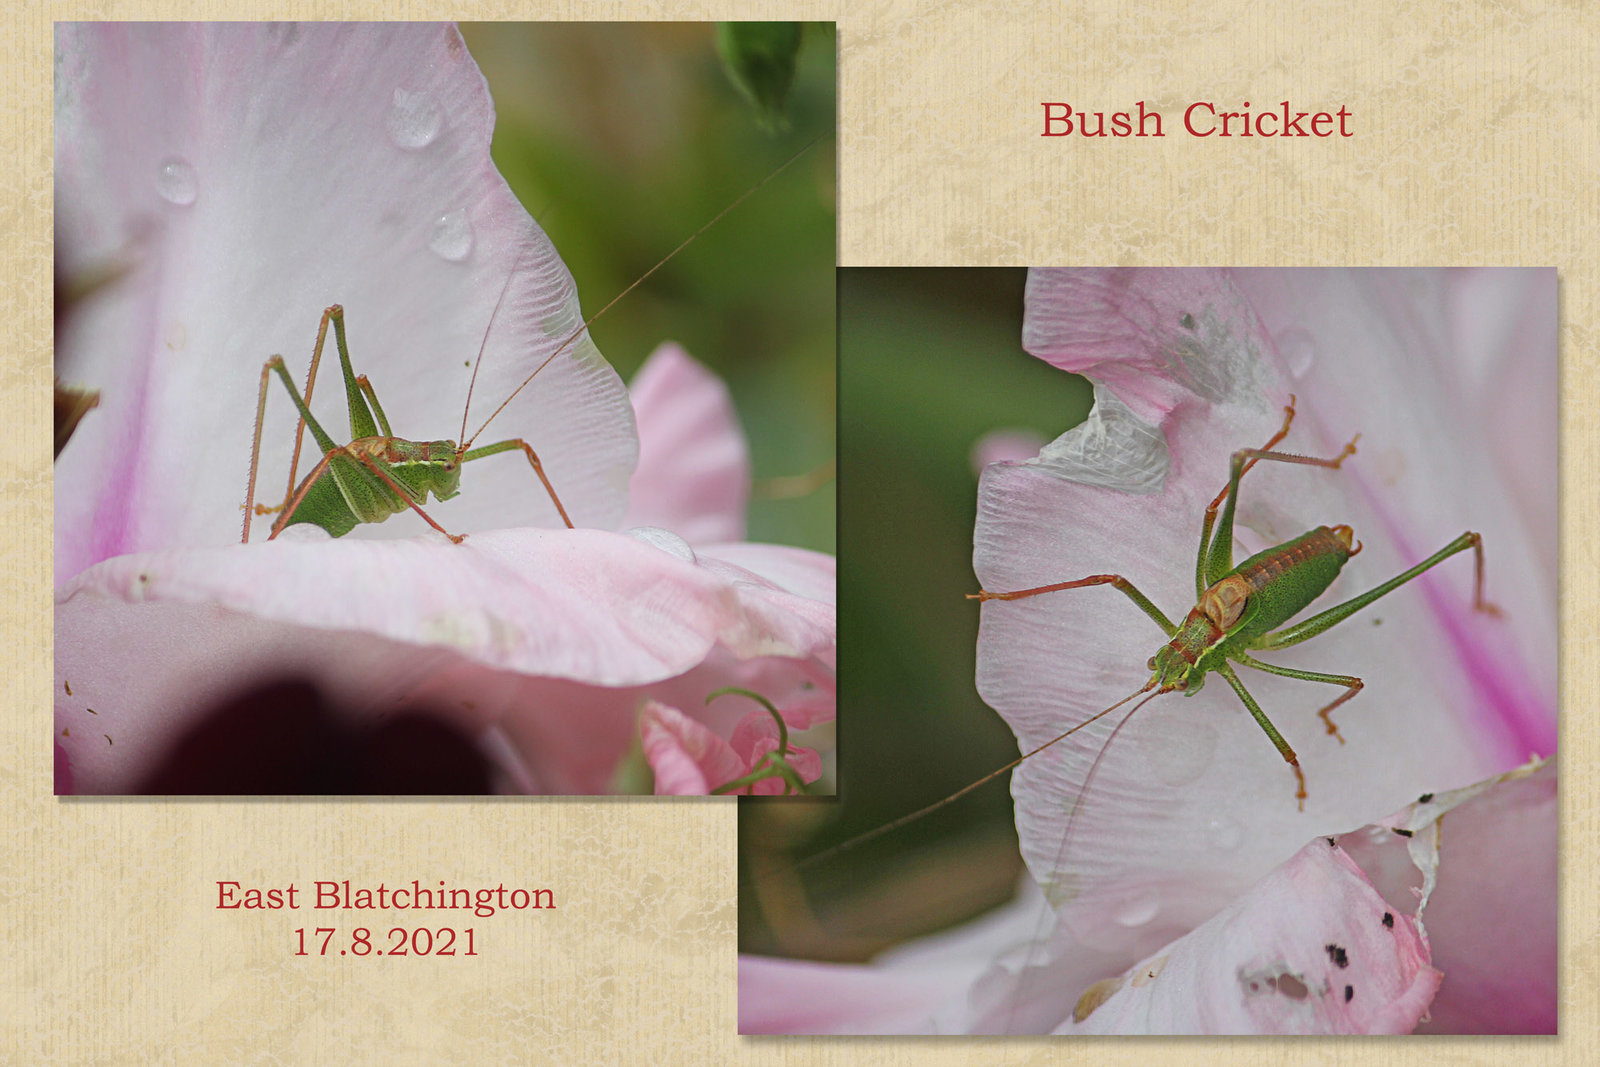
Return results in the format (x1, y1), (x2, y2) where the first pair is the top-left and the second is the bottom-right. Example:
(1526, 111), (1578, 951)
(1147, 642), (1205, 695)
(403, 439), (462, 502)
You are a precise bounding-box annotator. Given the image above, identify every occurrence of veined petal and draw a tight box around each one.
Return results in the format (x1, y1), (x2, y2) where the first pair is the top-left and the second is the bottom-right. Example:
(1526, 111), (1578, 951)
(1063, 838), (1440, 1034)
(55, 22), (636, 587)
(978, 268), (1555, 983)
(55, 528), (836, 794)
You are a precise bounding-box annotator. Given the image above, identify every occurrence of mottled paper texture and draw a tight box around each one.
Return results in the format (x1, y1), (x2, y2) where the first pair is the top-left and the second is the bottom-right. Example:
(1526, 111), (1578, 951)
(11, 2), (1596, 1064)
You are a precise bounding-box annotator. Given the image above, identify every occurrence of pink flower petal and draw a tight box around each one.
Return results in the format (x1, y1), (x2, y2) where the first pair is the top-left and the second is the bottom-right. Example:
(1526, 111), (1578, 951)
(739, 955), (976, 1035)
(977, 268), (1554, 978)
(728, 711), (821, 795)
(955, 268), (1558, 1032)
(1230, 268), (1556, 762)
(53, 23), (837, 798)
(56, 529), (836, 794)
(55, 23), (636, 587)
(1064, 838), (1440, 1034)
(638, 701), (746, 795)
(1412, 760), (1556, 1033)
(625, 342), (750, 544)
(777, 760), (1548, 1035)
(970, 429), (1046, 473)
(60, 530), (732, 681)
(483, 651), (834, 795)
(1335, 759), (1557, 1035)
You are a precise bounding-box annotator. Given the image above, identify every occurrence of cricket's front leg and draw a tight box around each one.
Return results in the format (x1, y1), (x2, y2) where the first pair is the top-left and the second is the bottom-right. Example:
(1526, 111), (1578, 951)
(461, 438), (575, 529)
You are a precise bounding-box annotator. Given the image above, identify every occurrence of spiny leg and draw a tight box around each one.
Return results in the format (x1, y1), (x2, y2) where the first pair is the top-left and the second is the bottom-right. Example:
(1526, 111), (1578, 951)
(246, 353), (347, 536)
(242, 357), (281, 543)
(1236, 653), (1362, 743)
(1215, 662), (1307, 809)
(461, 438), (575, 529)
(967, 574), (1179, 637)
(267, 448), (336, 539)
(1199, 400), (1360, 592)
(279, 306), (341, 516)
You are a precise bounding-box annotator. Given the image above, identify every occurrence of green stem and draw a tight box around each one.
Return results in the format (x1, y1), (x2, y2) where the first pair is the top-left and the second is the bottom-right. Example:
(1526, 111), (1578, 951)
(706, 686), (791, 756)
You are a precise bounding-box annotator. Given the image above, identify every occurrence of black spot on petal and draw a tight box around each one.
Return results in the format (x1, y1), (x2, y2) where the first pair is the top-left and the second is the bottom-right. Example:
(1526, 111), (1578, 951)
(1382, 912), (1395, 929)
(1344, 984), (1353, 1003)
(1325, 944), (1349, 968)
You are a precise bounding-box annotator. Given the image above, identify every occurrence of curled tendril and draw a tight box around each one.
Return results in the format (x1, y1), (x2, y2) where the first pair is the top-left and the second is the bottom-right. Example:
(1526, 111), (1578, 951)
(705, 686), (809, 796)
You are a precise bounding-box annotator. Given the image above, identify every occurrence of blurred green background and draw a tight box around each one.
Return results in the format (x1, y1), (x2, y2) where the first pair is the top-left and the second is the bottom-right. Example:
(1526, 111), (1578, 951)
(460, 23), (836, 553)
(739, 270), (1093, 961)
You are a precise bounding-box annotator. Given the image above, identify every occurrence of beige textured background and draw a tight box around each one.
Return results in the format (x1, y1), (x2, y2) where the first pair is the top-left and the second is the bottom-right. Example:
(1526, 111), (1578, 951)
(9, 2), (1593, 1064)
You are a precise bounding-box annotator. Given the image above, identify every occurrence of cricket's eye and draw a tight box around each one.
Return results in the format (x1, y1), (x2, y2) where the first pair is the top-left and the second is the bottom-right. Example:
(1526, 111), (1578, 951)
(1147, 656), (1157, 670)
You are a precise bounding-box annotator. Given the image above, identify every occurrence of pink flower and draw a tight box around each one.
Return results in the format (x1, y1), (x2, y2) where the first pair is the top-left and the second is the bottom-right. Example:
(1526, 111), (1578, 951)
(740, 268), (1552, 1033)
(55, 23), (633, 574)
(641, 693), (823, 797)
(54, 23), (834, 795)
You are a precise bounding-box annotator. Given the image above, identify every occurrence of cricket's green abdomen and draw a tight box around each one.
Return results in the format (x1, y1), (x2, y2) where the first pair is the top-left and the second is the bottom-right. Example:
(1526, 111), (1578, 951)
(281, 437), (463, 536)
(281, 463), (364, 536)
(1230, 525), (1354, 637)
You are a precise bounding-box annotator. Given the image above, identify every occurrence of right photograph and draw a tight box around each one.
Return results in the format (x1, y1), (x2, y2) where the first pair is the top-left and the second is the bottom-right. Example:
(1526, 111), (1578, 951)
(741, 267), (1557, 1035)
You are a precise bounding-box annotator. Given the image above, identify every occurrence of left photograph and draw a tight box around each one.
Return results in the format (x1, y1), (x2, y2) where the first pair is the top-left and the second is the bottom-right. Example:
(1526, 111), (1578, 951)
(54, 22), (836, 795)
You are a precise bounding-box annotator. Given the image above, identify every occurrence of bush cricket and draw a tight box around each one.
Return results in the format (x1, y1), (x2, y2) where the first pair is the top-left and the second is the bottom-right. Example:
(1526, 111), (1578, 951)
(240, 142), (820, 546)
(819, 394), (1500, 869)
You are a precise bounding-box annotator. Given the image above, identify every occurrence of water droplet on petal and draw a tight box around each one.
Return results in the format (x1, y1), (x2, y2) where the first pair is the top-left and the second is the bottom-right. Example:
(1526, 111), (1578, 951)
(387, 88), (442, 149)
(625, 526), (696, 563)
(1277, 327), (1318, 379)
(155, 158), (198, 206)
(1111, 887), (1160, 927)
(428, 209), (473, 262)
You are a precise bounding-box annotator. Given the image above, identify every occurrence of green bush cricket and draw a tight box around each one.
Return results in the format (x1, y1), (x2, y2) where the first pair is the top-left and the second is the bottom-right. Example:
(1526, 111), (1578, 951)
(239, 141), (821, 546)
(823, 394), (1501, 866)
(967, 393), (1502, 809)
(239, 264), (577, 545)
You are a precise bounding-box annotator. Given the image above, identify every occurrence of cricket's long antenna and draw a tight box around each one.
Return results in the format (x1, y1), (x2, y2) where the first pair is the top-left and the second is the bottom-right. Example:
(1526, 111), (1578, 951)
(1001, 683), (1163, 1033)
(798, 679), (1159, 872)
(458, 243), (528, 445)
(463, 137), (822, 450)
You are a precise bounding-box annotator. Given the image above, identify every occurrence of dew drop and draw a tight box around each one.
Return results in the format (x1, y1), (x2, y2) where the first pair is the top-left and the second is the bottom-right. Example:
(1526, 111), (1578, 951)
(428, 208), (474, 262)
(1277, 327), (1318, 379)
(1111, 887), (1160, 927)
(625, 526), (696, 563)
(387, 88), (442, 149)
(155, 158), (198, 206)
